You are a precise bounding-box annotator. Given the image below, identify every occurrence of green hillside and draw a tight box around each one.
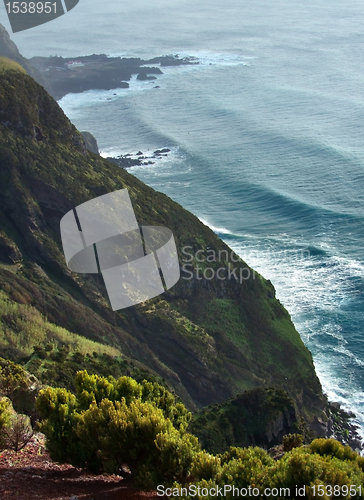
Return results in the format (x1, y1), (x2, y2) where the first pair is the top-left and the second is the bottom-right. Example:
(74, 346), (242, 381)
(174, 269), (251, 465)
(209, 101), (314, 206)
(0, 69), (325, 430)
(0, 56), (26, 73)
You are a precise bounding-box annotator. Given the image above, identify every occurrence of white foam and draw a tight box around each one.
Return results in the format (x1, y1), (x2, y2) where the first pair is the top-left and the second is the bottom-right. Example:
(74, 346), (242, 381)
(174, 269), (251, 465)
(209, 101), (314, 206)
(58, 74), (159, 115)
(108, 50), (250, 68)
(219, 234), (364, 437)
(58, 52), (250, 121)
(198, 218), (234, 235)
(103, 146), (193, 178)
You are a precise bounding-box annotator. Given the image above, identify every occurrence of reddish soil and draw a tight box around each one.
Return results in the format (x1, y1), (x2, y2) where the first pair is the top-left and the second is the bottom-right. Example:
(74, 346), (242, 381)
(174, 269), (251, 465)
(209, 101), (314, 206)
(0, 434), (160, 500)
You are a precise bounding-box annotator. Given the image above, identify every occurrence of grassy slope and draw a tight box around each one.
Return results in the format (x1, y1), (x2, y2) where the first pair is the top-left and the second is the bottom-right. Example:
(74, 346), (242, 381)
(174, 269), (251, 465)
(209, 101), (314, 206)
(0, 56), (26, 73)
(0, 70), (324, 423)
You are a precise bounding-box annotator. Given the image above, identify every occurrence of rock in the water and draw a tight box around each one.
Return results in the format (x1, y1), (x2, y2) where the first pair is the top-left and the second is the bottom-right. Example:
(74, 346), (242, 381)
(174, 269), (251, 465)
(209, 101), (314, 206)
(154, 148), (170, 155)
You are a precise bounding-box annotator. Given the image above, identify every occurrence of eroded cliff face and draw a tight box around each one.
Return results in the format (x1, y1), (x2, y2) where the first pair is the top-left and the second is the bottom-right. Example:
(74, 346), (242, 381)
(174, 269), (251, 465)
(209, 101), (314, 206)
(0, 68), (325, 424)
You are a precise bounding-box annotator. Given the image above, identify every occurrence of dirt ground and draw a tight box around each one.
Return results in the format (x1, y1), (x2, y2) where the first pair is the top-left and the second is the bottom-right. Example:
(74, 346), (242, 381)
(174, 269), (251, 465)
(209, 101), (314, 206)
(0, 434), (161, 500)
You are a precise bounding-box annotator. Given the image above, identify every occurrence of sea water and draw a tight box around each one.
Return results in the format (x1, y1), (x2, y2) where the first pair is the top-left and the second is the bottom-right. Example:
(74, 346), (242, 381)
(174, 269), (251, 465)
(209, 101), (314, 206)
(7, 0), (364, 436)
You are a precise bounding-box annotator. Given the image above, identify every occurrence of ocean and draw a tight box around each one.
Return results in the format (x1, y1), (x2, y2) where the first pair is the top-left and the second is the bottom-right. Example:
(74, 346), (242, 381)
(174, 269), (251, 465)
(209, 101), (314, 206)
(7, 0), (364, 436)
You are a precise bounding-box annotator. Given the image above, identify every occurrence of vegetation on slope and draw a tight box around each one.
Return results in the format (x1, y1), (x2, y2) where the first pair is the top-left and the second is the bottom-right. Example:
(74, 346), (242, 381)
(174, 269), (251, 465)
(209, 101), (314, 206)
(188, 387), (300, 454)
(34, 370), (364, 497)
(0, 56), (26, 73)
(0, 68), (325, 431)
(0, 361), (362, 497)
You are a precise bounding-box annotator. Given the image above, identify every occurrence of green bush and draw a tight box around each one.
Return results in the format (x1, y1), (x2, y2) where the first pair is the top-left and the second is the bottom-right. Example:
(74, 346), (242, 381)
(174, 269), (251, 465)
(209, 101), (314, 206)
(154, 429), (199, 484)
(36, 370), (196, 482)
(0, 398), (11, 448)
(268, 446), (364, 498)
(36, 386), (78, 463)
(282, 433), (304, 452)
(309, 438), (358, 462)
(0, 358), (28, 396)
(191, 451), (222, 481)
(35, 371), (364, 494)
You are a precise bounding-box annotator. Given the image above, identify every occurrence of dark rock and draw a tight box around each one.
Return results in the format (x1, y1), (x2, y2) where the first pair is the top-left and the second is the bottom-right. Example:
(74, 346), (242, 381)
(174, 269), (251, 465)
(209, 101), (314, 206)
(154, 148), (170, 155)
(136, 67), (163, 81)
(146, 54), (199, 67)
(106, 156), (142, 168)
(137, 73), (156, 81)
(324, 402), (363, 452)
(189, 387), (297, 454)
(81, 131), (99, 155)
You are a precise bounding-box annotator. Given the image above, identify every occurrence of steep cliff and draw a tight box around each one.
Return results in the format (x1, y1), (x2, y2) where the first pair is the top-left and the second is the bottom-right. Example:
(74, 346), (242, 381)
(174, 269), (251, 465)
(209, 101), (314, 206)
(0, 24), (47, 88)
(0, 67), (325, 426)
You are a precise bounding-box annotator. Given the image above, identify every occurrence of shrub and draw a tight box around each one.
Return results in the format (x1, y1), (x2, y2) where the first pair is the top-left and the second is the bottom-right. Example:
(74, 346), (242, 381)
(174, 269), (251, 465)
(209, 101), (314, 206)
(154, 429), (200, 484)
(0, 398), (11, 448)
(36, 371), (196, 483)
(35, 371), (364, 493)
(282, 433), (304, 452)
(268, 446), (364, 495)
(309, 438), (357, 462)
(3, 413), (33, 452)
(218, 447), (272, 490)
(0, 358), (28, 396)
(190, 451), (222, 481)
(36, 386), (78, 463)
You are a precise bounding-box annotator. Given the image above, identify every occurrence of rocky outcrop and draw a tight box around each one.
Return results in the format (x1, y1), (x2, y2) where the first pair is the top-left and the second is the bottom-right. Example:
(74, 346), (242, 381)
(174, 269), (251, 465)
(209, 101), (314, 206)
(324, 402), (363, 451)
(28, 54), (196, 99)
(81, 131), (99, 155)
(136, 67), (162, 80)
(264, 408), (296, 445)
(0, 25), (199, 101)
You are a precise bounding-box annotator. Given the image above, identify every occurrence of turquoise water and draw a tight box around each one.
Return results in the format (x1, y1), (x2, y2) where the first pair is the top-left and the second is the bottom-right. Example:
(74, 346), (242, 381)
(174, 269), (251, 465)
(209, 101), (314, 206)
(8, 0), (364, 435)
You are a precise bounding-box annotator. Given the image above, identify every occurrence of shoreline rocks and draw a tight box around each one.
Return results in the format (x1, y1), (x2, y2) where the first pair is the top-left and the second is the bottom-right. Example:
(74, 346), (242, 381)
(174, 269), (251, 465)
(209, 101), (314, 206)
(106, 148), (172, 169)
(29, 53), (199, 100)
(325, 402), (363, 452)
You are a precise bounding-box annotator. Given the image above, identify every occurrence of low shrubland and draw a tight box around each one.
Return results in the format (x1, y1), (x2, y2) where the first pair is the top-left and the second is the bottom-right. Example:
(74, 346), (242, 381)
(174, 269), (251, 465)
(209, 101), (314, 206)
(35, 370), (364, 497)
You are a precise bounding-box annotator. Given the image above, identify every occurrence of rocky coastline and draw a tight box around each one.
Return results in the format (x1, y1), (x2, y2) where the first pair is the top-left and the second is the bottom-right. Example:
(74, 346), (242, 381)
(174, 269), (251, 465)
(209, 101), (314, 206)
(29, 53), (198, 100)
(106, 148), (171, 168)
(325, 402), (363, 452)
